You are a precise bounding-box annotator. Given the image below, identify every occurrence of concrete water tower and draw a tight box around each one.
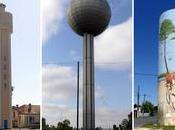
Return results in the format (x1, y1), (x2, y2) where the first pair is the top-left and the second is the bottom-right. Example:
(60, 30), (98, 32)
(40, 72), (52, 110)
(158, 9), (175, 126)
(0, 3), (13, 129)
(67, 0), (111, 129)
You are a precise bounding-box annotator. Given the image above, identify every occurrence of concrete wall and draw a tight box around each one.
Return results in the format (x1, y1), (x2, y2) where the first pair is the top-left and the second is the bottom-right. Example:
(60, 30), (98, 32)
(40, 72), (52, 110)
(0, 4), (13, 129)
(158, 78), (175, 125)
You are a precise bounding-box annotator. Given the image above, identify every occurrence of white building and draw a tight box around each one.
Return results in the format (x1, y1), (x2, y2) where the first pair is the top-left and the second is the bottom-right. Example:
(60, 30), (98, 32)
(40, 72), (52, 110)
(12, 104), (40, 129)
(0, 3), (13, 129)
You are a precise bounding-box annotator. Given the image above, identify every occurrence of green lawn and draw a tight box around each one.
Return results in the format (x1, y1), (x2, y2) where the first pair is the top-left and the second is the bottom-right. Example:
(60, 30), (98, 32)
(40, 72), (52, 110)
(142, 124), (175, 130)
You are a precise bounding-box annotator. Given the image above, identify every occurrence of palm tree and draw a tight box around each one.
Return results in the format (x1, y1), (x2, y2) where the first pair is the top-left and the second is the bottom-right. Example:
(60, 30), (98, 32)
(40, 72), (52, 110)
(159, 19), (175, 73)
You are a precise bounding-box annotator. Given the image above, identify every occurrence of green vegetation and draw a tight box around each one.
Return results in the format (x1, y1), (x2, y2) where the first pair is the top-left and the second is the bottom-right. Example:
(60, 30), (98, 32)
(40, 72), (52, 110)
(42, 119), (73, 130)
(43, 112), (132, 130)
(159, 19), (175, 73)
(141, 101), (154, 116)
(159, 19), (175, 41)
(142, 124), (175, 130)
(113, 112), (132, 130)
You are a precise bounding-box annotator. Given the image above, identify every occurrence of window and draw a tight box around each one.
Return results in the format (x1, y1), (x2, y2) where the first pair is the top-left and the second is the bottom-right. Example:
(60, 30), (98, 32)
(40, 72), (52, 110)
(4, 74), (6, 80)
(4, 56), (6, 61)
(4, 83), (7, 88)
(4, 65), (6, 70)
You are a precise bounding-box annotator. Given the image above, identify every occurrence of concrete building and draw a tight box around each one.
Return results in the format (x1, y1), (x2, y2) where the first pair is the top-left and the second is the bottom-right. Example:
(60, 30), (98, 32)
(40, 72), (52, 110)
(158, 9), (175, 125)
(12, 104), (40, 128)
(0, 3), (13, 129)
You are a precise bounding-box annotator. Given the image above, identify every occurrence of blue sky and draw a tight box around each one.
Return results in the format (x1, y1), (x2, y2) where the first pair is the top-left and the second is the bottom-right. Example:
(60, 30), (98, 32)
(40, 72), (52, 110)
(4, 0), (40, 106)
(42, 0), (132, 127)
(134, 0), (175, 105)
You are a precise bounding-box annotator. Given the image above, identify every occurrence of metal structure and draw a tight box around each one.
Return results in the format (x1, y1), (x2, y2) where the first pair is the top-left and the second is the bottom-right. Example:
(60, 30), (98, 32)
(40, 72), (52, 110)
(158, 9), (175, 125)
(67, 0), (111, 130)
(77, 61), (80, 130)
(0, 3), (13, 129)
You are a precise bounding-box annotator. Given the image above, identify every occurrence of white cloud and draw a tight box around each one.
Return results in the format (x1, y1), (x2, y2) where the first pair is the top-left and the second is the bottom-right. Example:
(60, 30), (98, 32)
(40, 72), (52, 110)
(94, 18), (132, 70)
(41, 0), (65, 43)
(42, 65), (131, 127)
(42, 65), (76, 101)
(43, 103), (130, 128)
(42, 65), (104, 102)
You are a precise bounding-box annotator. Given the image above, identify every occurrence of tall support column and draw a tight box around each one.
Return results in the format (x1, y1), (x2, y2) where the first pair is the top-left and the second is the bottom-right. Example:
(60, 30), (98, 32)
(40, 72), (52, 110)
(83, 33), (95, 130)
(0, 3), (13, 129)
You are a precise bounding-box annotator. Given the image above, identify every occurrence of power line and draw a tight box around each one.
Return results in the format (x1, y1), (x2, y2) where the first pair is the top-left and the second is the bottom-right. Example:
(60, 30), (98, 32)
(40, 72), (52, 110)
(42, 61), (130, 65)
(135, 72), (158, 77)
(42, 62), (78, 65)
(137, 85), (140, 110)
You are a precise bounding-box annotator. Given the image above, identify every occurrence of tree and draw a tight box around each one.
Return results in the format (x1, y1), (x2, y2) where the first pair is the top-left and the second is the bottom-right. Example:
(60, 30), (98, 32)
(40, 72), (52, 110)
(42, 118), (50, 130)
(121, 119), (129, 129)
(113, 124), (117, 130)
(57, 119), (73, 130)
(141, 101), (154, 116)
(154, 106), (158, 113)
(95, 127), (102, 130)
(127, 112), (132, 129)
(159, 19), (175, 73)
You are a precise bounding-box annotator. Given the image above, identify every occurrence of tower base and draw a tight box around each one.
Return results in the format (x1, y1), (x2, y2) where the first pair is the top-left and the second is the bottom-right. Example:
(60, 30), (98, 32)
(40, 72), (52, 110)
(158, 78), (175, 126)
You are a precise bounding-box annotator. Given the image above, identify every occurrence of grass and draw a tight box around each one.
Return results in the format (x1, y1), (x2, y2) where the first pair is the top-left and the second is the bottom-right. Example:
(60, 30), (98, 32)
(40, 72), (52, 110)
(142, 124), (175, 130)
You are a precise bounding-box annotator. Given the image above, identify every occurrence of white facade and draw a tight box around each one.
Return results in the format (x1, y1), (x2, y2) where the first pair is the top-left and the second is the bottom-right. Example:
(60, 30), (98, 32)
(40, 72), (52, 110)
(158, 78), (175, 125)
(0, 3), (13, 129)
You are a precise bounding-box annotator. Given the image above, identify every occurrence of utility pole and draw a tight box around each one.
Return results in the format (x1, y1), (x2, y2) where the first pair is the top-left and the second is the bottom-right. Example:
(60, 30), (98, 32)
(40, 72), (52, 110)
(143, 94), (146, 103)
(143, 94), (147, 117)
(137, 85), (140, 111)
(77, 61), (80, 130)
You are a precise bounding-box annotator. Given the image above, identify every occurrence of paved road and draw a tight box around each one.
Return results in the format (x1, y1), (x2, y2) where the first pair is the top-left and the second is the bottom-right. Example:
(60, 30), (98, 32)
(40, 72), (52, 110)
(134, 116), (158, 128)
(134, 128), (162, 130)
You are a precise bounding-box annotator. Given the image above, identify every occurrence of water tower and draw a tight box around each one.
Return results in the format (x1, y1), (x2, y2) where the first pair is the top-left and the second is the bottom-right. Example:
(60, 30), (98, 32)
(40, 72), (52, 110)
(158, 9), (175, 125)
(0, 3), (13, 129)
(67, 0), (111, 129)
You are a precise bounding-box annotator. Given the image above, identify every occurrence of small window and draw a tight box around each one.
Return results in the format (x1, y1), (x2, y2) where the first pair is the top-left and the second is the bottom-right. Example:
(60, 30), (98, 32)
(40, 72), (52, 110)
(4, 74), (6, 79)
(13, 112), (15, 117)
(4, 83), (7, 88)
(4, 56), (6, 61)
(4, 65), (6, 70)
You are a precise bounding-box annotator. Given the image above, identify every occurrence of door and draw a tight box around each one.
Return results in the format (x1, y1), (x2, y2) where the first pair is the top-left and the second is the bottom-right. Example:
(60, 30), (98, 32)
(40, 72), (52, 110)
(3, 120), (8, 129)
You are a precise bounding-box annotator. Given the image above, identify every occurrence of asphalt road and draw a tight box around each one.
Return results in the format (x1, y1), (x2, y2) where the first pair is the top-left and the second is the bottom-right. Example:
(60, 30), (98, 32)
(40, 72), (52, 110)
(134, 116), (158, 128)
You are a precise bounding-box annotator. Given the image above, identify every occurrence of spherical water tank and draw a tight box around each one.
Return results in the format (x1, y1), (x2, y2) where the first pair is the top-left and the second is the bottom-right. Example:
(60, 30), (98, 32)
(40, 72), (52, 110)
(67, 0), (111, 36)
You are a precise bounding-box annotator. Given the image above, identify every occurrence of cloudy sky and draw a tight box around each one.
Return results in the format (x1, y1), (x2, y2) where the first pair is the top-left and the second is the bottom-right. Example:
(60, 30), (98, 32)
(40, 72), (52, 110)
(4, 0), (41, 106)
(42, 0), (132, 128)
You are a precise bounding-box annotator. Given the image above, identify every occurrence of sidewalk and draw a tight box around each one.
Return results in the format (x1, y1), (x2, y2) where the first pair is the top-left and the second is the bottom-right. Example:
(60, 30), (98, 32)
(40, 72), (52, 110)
(134, 128), (162, 130)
